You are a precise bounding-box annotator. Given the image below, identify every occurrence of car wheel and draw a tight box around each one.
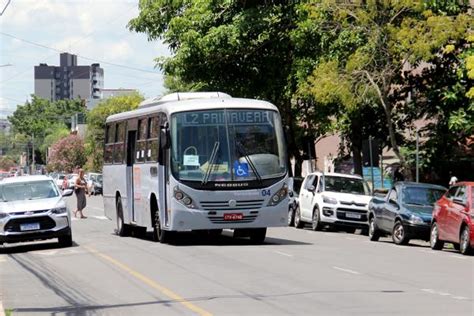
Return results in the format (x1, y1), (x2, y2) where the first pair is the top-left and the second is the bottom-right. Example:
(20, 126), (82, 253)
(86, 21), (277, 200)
(459, 226), (472, 255)
(311, 208), (323, 231)
(152, 210), (173, 244)
(344, 227), (356, 234)
(369, 217), (381, 241)
(392, 220), (410, 245)
(294, 206), (304, 229)
(288, 206), (295, 227)
(116, 198), (130, 237)
(249, 228), (267, 244)
(430, 222), (444, 250)
(58, 234), (73, 247)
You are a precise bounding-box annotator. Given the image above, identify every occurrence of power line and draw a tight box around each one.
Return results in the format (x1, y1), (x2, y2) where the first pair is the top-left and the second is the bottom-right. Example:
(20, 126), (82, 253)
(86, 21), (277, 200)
(0, 0), (11, 16)
(0, 31), (161, 75)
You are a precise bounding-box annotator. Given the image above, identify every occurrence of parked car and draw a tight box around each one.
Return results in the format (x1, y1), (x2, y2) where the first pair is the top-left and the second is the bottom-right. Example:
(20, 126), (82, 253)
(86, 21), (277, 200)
(368, 182), (446, 245)
(288, 177), (303, 226)
(295, 172), (372, 232)
(86, 173), (102, 195)
(0, 175), (74, 247)
(431, 182), (474, 255)
(53, 173), (66, 188)
(67, 174), (79, 189)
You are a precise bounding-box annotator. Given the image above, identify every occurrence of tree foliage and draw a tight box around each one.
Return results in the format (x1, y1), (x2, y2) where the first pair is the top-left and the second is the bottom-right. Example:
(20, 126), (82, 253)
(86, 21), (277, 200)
(85, 93), (143, 171)
(47, 134), (86, 173)
(129, 0), (473, 179)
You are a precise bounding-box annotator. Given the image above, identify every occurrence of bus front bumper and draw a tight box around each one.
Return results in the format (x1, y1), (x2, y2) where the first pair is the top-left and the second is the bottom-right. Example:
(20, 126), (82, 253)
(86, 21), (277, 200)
(167, 203), (288, 231)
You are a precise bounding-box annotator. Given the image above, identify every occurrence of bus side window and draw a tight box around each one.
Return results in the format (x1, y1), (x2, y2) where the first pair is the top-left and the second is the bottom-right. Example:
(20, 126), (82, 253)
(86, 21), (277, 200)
(146, 116), (159, 162)
(136, 119), (147, 163)
(113, 122), (125, 164)
(104, 123), (115, 164)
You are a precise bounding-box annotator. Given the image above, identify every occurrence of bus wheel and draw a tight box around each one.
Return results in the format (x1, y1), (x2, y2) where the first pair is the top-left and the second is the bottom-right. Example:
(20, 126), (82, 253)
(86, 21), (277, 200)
(249, 228), (267, 244)
(153, 211), (173, 244)
(116, 198), (130, 237)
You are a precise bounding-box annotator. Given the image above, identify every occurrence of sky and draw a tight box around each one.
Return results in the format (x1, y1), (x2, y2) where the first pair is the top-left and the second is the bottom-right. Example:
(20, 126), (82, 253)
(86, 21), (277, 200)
(0, 0), (170, 119)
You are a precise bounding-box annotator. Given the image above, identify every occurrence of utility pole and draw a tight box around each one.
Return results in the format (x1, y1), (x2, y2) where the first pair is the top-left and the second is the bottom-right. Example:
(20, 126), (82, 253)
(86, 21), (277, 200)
(32, 133), (35, 175)
(416, 128), (419, 183)
(369, 136), (374, 188)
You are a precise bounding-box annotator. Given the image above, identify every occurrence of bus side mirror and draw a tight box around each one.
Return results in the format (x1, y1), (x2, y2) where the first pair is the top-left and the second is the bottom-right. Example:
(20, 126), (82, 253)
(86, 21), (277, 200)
(160, 128), (170, 149)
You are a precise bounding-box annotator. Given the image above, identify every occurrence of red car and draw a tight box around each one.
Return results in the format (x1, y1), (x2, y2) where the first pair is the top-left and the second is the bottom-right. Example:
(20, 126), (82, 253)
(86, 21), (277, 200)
(431, 182), (474, 255)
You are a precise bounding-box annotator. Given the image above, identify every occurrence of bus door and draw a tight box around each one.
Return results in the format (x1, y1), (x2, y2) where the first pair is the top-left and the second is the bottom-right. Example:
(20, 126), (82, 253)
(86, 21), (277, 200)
(158, 119), (170, 227)
(126, 130), (137, 223)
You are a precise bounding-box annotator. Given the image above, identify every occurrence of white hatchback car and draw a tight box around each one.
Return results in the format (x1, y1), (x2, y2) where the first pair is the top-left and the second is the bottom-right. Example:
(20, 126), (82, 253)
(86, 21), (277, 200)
(295, 172), (372, 232)
(0, 175), (74, 247)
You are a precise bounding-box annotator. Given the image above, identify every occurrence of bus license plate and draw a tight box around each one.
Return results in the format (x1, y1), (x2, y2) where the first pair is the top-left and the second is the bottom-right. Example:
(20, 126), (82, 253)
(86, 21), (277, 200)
(20, 223), (40, 231)
(346, 212), (361, 219)
(224, 213), (243, 221)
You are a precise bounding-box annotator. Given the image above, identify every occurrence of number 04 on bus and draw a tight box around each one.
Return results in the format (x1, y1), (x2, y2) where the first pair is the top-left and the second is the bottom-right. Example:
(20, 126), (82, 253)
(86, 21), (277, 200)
(103, 92), (289, 243)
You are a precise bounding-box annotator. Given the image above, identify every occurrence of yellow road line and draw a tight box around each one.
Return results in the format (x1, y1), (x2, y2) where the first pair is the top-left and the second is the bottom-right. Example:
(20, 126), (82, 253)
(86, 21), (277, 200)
(84, 246), (212, 316)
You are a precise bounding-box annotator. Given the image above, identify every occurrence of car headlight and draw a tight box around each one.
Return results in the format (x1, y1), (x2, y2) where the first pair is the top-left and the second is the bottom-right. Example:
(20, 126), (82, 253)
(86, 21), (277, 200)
(268, 184), (288, 206)
(0, 212), (9, 219)
(409, 214), (424, 225)
(51, 207), (68, 214)
(322, 195), (338, 205)
(173, 187), (196, 208)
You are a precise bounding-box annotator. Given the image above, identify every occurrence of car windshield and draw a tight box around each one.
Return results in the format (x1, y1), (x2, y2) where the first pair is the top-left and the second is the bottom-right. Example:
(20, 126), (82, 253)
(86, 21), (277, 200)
(171, 109), (287, 182)
(0, 180), (60, 202)
(402, 187), (445, 206)
(324, 176), (371, 195)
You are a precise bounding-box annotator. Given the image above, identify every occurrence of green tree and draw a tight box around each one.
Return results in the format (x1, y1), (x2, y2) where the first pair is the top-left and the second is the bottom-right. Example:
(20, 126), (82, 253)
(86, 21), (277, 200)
(129, 1), (310, 175)
(297, 0), (472, 177)
(8, 96), (85, 163)
(85, 93), (143, 171)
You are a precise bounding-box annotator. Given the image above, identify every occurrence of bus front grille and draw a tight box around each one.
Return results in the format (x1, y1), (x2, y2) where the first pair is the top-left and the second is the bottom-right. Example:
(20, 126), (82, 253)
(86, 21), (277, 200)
(200, 200), (264, 211)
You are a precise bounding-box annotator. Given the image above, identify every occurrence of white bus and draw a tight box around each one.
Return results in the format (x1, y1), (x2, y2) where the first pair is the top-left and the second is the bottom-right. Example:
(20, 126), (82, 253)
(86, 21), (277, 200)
(103, 92), (288, 243)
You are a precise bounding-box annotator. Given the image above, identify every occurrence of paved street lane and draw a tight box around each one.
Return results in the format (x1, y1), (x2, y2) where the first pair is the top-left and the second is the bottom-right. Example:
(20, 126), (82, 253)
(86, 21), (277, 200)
(1, 196), (473, 315)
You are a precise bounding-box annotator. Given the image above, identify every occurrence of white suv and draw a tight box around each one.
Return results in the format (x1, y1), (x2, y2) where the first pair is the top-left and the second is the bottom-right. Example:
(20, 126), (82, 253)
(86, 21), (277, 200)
(295, 172), (372, 232)
(0, 175), (74, 247)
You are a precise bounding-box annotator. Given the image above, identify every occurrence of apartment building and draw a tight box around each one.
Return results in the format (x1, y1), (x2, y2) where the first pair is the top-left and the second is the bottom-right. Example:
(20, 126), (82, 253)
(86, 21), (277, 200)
(34, 53), (103, 106)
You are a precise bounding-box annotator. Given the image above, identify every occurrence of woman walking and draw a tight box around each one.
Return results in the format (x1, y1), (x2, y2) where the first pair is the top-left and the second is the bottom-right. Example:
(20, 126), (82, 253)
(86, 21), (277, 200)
(74, 169), (88, 219)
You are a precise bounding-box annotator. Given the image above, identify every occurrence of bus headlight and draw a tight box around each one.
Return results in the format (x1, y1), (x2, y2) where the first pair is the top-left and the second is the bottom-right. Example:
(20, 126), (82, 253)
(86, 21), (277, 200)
(268, 184), (288, 206)
(174, 187), (196, 209)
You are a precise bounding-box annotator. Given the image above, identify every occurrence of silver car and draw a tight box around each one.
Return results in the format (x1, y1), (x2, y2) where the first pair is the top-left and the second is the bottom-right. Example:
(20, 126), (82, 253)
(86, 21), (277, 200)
(0, 175), (73, 247)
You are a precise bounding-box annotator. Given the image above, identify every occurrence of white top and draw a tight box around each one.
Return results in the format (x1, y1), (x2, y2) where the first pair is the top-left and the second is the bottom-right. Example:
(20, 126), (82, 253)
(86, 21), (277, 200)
(449, 176), (458, 186)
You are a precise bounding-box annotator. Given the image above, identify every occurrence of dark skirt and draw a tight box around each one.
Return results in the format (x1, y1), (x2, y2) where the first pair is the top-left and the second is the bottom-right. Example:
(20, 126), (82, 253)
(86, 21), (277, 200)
(75, 188), (87, 210)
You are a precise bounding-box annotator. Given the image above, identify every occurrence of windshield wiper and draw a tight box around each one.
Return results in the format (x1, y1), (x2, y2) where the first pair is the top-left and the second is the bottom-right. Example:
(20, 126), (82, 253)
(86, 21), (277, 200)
(236, 142), (262, 182)
(202, 141), (220, 185)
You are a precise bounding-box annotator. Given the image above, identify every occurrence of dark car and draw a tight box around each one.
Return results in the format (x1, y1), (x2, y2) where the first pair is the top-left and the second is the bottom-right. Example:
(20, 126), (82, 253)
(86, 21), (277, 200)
(287, 177), (303, 226)
(368, 182), (446, 245)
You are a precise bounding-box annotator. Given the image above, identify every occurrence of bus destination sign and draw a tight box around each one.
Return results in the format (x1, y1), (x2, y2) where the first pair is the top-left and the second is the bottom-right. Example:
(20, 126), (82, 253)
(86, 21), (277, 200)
(179, 111), (273, 126)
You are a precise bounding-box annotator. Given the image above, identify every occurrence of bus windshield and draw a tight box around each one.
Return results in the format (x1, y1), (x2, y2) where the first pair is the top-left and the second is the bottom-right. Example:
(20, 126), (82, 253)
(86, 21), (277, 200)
(171, 109), (287, 183)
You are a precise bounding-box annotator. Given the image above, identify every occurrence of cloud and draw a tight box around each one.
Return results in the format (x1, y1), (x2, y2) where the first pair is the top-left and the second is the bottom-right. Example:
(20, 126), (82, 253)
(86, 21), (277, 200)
(0, 0), (171, 112)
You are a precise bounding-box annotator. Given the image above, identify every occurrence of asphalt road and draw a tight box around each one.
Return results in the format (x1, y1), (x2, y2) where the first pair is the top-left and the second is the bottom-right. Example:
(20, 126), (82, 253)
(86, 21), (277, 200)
(1, 196), (473, 316)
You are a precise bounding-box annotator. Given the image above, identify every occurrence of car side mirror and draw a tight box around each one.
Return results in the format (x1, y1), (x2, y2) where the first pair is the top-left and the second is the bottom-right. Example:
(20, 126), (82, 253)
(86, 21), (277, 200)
(453, 197), (466, 207)
(389, 199), (399, 209)
(289, 191), (294, 198)
(62, 189), (74, 197)
(307, 185), (316, 193)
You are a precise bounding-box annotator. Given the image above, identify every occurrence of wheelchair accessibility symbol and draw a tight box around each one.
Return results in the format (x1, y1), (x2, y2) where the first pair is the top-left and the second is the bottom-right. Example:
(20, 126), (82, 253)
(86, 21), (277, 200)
(233, 161), (249, 177)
